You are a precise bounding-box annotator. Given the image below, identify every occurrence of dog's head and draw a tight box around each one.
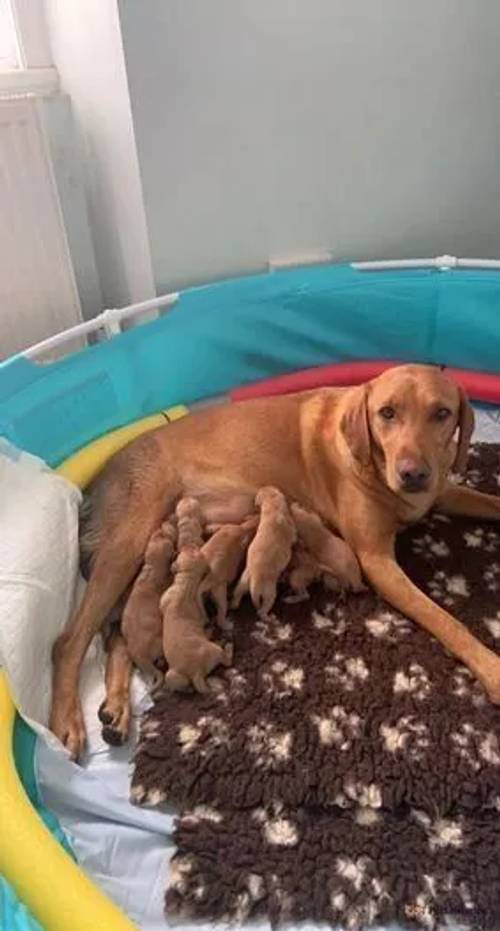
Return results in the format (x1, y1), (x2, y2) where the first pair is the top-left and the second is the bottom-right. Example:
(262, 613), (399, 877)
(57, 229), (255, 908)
(340, 364), (474, 498)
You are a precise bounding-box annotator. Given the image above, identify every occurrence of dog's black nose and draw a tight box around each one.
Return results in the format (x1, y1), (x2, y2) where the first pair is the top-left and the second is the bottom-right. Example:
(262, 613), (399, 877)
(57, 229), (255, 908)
(397, 460), (431, 492)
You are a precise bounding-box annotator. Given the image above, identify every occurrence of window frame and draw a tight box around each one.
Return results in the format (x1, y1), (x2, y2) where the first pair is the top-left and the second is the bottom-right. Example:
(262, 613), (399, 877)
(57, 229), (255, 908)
(0, 0), (58, 95)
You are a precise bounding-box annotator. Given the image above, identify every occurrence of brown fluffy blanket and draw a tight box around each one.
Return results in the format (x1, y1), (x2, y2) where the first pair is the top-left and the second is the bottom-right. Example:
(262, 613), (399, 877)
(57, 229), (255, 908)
(132, 444), (500, 930)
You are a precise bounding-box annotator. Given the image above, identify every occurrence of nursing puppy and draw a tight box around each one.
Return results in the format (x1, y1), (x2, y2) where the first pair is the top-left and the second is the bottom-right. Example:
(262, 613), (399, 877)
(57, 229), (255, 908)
(176, 496), (204, 549)
(233, 487), (297, 618)
(200, 517), (257, 628)
(121, 519), (176, 685)
(161, 547), (232, 693)
(291, 502), (365, 593)
(286, 544), (340, 601)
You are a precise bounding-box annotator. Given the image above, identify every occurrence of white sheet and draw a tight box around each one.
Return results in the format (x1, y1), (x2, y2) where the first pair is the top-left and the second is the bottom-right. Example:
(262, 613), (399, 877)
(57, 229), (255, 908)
(0, 440), (81, 739)
(10, 409), (500, 930)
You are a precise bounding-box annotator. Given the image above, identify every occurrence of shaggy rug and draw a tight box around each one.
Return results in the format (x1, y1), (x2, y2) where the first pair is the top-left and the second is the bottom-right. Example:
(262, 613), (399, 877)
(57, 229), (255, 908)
(132, 444), (500, 930)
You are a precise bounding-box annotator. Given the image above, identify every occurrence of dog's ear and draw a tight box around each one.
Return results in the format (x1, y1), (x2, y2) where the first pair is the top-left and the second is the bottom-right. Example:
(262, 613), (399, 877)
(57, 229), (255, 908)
(453, 386), (474, 473)
(340, 384), (371, 466)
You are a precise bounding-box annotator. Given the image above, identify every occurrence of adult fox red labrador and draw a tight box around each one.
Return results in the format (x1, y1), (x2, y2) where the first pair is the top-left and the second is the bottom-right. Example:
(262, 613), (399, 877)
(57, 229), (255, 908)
(50, 364), (500, 758)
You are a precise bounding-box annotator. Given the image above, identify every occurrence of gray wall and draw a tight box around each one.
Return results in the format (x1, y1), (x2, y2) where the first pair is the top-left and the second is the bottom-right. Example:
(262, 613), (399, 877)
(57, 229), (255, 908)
(119, 0), (500, 292)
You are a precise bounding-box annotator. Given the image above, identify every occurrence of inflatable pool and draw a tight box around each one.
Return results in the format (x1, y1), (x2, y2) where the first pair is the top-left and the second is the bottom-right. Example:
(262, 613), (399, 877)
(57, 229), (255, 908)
(3, 259), (500, 930)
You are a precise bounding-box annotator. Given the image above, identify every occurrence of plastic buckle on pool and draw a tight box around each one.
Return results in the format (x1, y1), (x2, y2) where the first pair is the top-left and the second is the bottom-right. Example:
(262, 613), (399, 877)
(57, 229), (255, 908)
(435, 254), (458, 271)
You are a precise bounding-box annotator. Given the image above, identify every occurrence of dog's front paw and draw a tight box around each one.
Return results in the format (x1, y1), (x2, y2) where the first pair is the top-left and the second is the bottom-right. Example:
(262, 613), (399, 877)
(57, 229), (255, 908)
(98, 693), (130, 746)
(50, 696), (87, 761)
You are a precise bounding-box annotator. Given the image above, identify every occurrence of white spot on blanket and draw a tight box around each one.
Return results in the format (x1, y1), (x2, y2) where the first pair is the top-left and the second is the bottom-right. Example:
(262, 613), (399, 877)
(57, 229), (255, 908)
(355, 806), (380, 826)
(313, 610), (347, 636)
(331, 892), (346, 912)
(451, 667), (486, 707)
(145, 787), (166, 806)
(484, 562), (500, 592)
(246, 873), (264, 900)
(428, 818), (464, 850)
(464, 528), (484, 548)
(252, 617), (292, 646)
(393, 663), (431, 700)
(484, 613), (500, 638)
(313, 611), (333, 629)
(480, 731), (500, 765)
(453, 724), (500, 768)
(232, 891), (251, 923)
(334, 861), (389, 927)
(465, 527), (500, 552)
(142, 719), (160, 738)
(262, 660), (304, 697)
(404, 895), (434, 928)
(312, 705), (361, 749)
(178, 723), (201, 752)
(168, 855), (193, 893)
(447, 575), (470, 596)
(428, 570), (469, 605)
(344, 780), (382, 808)
(336, 856), (367, 891)
(281, 666), (304, 690)
(130, 783), (146, 804)
(380, 716), (429, 759)
(365, 610), (410, 641)
(412, 533), (450, 559)
(247, 720), (292, 765)
(325, 653), (369, 690)
(451, 723), (480, 770)
(227, 669), (247, 696)
(191, 805), (223, 823)
(264, 817), (298, 846)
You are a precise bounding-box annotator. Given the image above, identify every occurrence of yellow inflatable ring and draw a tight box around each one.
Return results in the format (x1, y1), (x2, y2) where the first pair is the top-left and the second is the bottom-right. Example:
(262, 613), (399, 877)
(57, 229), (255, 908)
(0, 405), (188, 930)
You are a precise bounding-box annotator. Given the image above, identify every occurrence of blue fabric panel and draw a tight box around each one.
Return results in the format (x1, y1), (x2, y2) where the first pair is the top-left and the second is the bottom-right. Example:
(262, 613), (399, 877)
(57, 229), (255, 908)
(1, 265), (500, 465)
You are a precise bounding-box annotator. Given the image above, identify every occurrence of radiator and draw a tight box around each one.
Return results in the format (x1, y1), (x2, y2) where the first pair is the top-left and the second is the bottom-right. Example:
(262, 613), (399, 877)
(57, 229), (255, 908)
(0, 96), (83, 359)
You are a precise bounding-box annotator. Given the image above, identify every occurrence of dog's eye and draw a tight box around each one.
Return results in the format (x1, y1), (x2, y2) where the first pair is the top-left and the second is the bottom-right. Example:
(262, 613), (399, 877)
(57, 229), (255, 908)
(379, 406), (396, 421)
(435, 407), (451, 421)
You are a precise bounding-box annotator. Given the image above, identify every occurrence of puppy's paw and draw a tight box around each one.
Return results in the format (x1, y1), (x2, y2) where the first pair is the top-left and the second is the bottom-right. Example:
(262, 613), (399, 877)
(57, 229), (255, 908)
(222, 643), (234, 666)
(283, 591), (310, 603)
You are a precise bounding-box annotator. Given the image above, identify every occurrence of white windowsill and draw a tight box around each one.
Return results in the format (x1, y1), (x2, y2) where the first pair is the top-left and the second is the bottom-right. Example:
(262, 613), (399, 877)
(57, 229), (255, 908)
(0, 65), (58, 96)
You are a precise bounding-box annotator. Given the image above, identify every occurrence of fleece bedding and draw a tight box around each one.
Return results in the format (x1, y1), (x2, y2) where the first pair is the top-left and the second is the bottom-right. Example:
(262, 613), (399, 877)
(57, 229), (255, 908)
(132, 441), (500, 929)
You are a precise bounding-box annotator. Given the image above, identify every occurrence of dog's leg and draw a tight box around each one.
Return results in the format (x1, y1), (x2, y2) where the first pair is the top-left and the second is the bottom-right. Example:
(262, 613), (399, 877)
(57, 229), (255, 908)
(435, 483), (500, 520)
(359, 537), (500, 703)
(50, 479), (179, 759)
(197, 587), (210, 626)
(232, 567), (250, 608)
(213, 583), (230, 629)
(99, 628), (132, 746)
(193, 672), (210, 694)
(50, 532), (147, 758)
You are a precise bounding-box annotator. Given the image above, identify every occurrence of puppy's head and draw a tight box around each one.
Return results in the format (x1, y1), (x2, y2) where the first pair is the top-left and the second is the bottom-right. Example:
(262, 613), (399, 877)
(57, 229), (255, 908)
(340, 364), (474, 498)
(172, 546), (207, 578)
(176, 496), (202, 521)
(255, 486), (284, 509)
